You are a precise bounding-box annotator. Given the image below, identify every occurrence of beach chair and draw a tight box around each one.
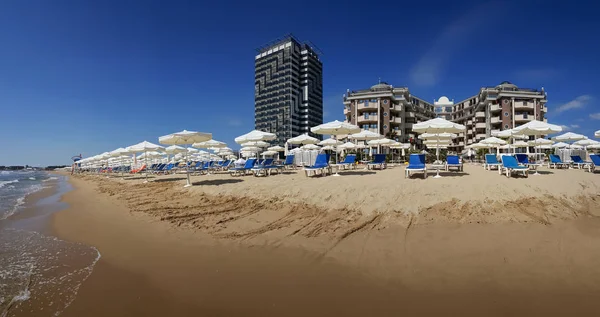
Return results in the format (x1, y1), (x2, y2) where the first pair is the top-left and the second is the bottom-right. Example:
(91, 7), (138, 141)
(304, 153), (331, 177)
(338, 154), (356, 170)
(229, 158), (257, 176)
(405, 154), (427, 179)
(588, 155), (600, 173)
(570, 155), (592, 170)
(252, 158), (275, 177)
(281, 155), (296, 170)
(484, 154), (501, 171)
(367, 154), (387, 170)
(500, 155), (529, 178)
(445, 155), (463, 172)
(548, 154), (570, 169)
(515, 154), (540, 171)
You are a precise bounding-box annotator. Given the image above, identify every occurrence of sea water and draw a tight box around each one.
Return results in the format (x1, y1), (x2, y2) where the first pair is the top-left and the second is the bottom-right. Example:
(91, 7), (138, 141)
(0, 171), (100, 316)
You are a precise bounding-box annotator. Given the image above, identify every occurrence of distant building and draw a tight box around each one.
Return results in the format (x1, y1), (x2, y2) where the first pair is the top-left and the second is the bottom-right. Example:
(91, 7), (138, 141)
(342, 81), (548, 151)
(254, 34), (323, 145)
(448, 81), (548, 151)
(342, 82), (436, 144)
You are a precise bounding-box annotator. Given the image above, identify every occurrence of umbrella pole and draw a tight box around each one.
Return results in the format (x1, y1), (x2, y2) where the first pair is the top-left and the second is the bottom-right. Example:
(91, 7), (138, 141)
(184, 148), (192, 187)
(333, 136), (340, 176)
(533, 135), (540, 175)
(433, 136), (442, 178)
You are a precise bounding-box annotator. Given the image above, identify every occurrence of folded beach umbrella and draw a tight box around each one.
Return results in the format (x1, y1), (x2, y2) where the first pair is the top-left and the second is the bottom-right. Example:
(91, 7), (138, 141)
(159, 130), (212, 187)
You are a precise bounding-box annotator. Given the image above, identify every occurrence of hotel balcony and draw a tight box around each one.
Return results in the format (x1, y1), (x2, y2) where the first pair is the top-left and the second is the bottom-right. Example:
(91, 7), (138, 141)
(405, 112), (415, 118)
(514, 114), (532, 122)
(343, 108), (350, 115)
(392, 105), (402, 111)
(390, 117), (402, 124)
(490, 104), (501, 112)
(476, 111), (485, 118)
(357, 102), (378, 110)
(357, 115), (377, 123)
(476, 134), (486, 140)
(491, 117), (501, 124)
(467, 129), (473, 134)
(514, 102), (534, 110)
(458, 141), (465, 146)
(475, 122), (486, 129)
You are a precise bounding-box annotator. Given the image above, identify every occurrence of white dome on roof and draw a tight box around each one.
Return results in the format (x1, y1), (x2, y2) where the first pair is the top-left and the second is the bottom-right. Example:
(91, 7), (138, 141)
(371, 82), (392, 90)
(497, 81), (518, 89)
(434, 96), (453, 106)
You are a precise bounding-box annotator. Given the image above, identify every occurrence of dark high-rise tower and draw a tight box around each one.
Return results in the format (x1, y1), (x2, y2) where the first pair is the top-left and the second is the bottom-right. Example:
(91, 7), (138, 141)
(254, 34), (323, 145)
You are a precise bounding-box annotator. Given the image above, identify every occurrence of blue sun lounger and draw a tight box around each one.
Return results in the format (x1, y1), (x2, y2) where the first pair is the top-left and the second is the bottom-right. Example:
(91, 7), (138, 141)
(485, 154), (501, 170)
(304, 153), (331, 177)
(277, 155), (295, 170)
(445, 155), (463, 172)
(405, 154), (427, 178)
(588, 154), (600, 173)
(367, 154), (387, 170)
(570, 155), (592, 169)
(515, 154), (540, 171)
(548, 154), (570, 169)
(500, 155), (529, 178)
(251, 158), (275, 177)
(337, 154), (356, 170)
(230, 158), (257, 176)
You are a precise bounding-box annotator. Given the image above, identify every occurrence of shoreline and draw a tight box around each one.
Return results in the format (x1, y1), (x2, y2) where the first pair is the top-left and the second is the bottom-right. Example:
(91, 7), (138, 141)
(46, 169), (600, 315)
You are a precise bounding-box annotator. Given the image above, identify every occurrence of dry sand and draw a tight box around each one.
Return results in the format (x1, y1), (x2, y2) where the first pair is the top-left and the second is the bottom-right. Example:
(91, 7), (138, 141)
(52, 165), (600, 316)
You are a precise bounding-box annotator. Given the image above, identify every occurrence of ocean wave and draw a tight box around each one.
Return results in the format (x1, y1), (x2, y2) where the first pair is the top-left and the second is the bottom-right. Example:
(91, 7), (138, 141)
(42, 177), (58, 182)
(0, 171), (11, 175)
(0, 185), (44, 221)
(0, 229), (101, 317)
(0, 179), (19, 189)
(28, 177), (35, 181)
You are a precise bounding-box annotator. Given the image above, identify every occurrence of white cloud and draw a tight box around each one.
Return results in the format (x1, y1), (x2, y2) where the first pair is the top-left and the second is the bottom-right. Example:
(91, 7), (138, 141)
(555, 95), (592, 113)
(410, 2), (502, 87)
(590, 113), (600, 120)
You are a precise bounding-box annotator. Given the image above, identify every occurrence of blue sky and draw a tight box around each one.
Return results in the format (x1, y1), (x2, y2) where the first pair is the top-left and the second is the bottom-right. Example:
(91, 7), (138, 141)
(0, 0), (599, 166)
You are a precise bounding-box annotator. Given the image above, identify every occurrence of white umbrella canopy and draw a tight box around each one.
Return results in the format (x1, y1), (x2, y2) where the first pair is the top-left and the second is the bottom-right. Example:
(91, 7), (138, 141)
(348, 130), (383, 141)
(412, 118), (465, 134)
(301, 144), (321, 150)
(158, 131), (211, 187)
(287, 134), (319, 145)
(164, 145), (187, 154)
(260, 150), (278, 156)
(127, 141), (165, 153)
(512, 120), (562, 136)
(552, 142), (570, 148)
(318, 138), (343, 146)
(418, 133), (457, 140)
(321, 145), (336, 151)
(596, 130), (600, 138)
(338, 142), (358, 150)
(493, 130), (528, 140)
(512, 140), (529, 148)
(480, 137), (507, 145)
(367, 138), (397, 146)
(267, 145), (286, 152)
(241, 140), (270, 148)
(311, 120), (361, 136)
(192, 139), (227, 149)
(552, 132), (586, 142)
(467, 143), (492, 149)
(573, 138), (599, 146)
(241, 146), (260, 152)
(235, 130), (276, 144)
(110, 147), (131, 157)
(159, 130), (212, 146)
(570, 144), (584, 149)
(528, 138), (553, 146)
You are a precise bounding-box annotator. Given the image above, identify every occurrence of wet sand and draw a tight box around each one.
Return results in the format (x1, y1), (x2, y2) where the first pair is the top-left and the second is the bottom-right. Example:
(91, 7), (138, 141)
(49, 168), (600, 316)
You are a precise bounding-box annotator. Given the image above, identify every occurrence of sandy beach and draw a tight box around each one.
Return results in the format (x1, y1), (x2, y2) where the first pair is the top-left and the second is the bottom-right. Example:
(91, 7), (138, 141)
(44, 165), (600, 316)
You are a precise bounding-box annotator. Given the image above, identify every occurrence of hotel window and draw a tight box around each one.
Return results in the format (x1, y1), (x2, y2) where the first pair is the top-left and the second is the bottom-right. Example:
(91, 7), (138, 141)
(504, 124), (509, 129)
(383, 112), (388, 116)
(504, 112), (509, 117)
(383, 125), (388, 129)
(383, 99), (388, 104)
(364, 113), (369, 119)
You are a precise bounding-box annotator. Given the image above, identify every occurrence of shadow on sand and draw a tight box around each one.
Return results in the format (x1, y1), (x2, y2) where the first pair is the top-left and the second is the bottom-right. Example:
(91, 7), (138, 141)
(192, 179), (244, 186)
(124, 176), (155, 181)
(339, 171), (377, 176)
(152, 177), (188, 183)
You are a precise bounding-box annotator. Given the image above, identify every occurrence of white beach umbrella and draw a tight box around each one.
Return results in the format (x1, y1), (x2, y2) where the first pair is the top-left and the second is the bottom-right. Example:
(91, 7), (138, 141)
(318, 138), (343, 146)
(412, 118), (465, 178)
(596, 130), (600, 138)
(267, 145), (286, 152)
(301, 144), (321, 150)
(552, 142), (569, 148)
(512, 120), (563, 171)
(348, 130), (383, 141)
(159, 130), (212, 187)
(480, 137), (507, 145)
(260, 150), (278, 156)
(241, 140), (270, 148)
(235, 130), (276, 144)
(126, 141), (165, 182)
(192, 139), (227, 149)
(528, 138), (554, 146)
(338, 142), (358, 150)
(552, 132), (585, 143)
(164, 145), (187, 154)
(311, 120), (361, 175)
(573, 138), (599, 146)
(512, 140), (529, 148)
(418, 133), (457, 140)
(287, 134), (319, 145)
